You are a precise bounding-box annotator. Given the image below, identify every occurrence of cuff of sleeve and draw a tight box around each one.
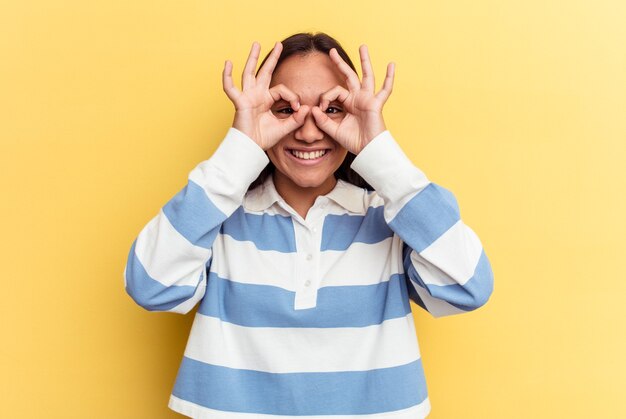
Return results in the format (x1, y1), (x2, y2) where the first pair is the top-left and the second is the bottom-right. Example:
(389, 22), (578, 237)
(350, 130), (430, 205)
(210, 127), (269, 184)
(189, 127), (269, 214)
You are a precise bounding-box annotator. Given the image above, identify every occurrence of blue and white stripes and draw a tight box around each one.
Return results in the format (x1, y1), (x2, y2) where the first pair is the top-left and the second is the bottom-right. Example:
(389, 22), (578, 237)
(351, 130), (494, 318)
(124, 128), (493, 418)
(124, 127), (269, 314)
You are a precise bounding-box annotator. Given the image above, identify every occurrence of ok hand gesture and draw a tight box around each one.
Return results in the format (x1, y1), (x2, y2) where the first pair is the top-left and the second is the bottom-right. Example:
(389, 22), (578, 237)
(223, 42), (310, 151)
(311, 45), (395, 155)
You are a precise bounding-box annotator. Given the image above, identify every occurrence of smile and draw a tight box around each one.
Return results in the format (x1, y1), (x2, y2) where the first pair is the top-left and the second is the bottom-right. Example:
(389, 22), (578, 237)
(285, 148), (331, 165)
(290, 149), (327, 159)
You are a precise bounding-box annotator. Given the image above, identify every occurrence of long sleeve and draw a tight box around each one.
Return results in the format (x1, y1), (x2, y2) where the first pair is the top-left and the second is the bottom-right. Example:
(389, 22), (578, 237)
(123, 127), (269, 314)
(350, 131), (494, 318)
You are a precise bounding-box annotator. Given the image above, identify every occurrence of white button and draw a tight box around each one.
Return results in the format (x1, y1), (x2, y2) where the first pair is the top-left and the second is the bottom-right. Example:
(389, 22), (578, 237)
(312, 227), (317, 233)
(306, 253), (313, 261)
(304, 280), (311, 287)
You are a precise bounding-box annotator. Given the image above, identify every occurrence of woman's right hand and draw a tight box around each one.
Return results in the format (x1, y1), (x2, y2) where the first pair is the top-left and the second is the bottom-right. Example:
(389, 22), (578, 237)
(222, 41), (310, 151)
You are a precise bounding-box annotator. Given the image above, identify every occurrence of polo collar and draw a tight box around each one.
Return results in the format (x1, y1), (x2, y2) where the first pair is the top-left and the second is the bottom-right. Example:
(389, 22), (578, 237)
(243, 173), (366, 215)
(243, 174), (283, 212)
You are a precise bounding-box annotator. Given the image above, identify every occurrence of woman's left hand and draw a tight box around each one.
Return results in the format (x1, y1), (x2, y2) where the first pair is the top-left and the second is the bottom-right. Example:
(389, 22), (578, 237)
(311, 45), (395, 155)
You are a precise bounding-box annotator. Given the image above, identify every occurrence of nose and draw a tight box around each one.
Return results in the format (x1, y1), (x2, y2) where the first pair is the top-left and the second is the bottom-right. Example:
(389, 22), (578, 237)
(294, 112), (324, 143)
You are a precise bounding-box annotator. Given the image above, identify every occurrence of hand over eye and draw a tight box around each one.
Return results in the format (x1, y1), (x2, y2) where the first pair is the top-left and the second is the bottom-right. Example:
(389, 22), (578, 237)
(311, 45), (395, 155)
(222, 41), (311, 150)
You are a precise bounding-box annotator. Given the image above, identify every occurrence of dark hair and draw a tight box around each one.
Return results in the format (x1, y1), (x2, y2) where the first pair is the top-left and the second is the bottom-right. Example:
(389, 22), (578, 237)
(246, 32), (373, 192)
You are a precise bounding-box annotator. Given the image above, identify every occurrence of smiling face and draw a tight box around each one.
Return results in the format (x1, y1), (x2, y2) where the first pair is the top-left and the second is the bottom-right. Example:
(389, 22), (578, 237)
(267, 52), (349, 196)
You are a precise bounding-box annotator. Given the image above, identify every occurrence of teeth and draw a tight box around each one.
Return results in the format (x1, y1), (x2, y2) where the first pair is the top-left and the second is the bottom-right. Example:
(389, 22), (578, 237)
(290, 149), (327, 160)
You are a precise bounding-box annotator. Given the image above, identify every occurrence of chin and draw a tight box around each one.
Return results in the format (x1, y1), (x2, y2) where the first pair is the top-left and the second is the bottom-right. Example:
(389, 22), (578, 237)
(287, 172), (334, 189)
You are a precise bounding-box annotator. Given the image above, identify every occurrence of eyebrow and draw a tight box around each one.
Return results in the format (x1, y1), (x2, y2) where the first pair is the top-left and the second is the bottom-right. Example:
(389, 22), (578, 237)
(272, 98), (343, 106)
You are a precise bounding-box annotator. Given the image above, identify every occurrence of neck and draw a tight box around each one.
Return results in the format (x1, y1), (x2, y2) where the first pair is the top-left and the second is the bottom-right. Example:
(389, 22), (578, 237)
(272, 171), (337, 219)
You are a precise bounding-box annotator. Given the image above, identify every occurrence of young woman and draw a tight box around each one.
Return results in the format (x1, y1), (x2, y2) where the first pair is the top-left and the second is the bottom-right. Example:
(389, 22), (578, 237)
(124, 32), (494, 419)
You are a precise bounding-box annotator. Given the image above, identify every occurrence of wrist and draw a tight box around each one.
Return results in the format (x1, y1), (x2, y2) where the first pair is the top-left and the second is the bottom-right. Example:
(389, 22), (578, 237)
(232, 111), (260, 147)
(354, 122), (387, 154)
(356, 118), (386, 155)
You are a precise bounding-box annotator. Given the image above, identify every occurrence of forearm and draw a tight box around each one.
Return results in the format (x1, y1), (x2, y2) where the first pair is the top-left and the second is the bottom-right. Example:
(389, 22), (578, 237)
(124, 127), (269, 314)
(351, 131), (494, 317)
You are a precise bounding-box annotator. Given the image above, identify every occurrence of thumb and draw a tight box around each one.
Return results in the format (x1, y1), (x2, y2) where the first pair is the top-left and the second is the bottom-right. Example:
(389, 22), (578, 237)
(311, 106), (338, 138)
(280, 104), (310, 134)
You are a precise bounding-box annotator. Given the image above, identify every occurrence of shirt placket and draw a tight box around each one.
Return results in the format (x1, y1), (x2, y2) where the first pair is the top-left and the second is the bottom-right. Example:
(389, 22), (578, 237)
(292, 200), (327, 310)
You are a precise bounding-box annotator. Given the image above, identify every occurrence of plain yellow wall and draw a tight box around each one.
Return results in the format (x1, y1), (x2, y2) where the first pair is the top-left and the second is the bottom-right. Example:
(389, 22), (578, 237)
(2, 0), (625, 417)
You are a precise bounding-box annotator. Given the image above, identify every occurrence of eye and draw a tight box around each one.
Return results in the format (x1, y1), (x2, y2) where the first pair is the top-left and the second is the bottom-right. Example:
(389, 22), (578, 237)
(272, 107), (294, 119)
(273, 107), (294, 117)
(325, 106), (342, 114)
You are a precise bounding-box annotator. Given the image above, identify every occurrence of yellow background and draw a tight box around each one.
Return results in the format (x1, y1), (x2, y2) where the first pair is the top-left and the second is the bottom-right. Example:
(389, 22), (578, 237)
(2, 0), (625, 417)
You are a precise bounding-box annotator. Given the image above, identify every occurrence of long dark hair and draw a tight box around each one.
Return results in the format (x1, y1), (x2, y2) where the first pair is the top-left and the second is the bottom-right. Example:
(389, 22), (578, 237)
(246, 32), (373, 192)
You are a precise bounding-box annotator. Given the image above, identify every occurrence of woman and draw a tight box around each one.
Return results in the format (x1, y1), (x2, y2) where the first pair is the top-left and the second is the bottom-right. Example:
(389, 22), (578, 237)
(124, 32), (494, 419)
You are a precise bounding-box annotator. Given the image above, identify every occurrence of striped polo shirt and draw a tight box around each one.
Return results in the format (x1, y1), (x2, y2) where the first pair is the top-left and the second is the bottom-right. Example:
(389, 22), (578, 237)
(124, 127), (494, 418)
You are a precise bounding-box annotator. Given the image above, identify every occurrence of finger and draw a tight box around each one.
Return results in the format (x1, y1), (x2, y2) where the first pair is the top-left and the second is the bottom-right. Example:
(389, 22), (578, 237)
(281, 104), (310, 133)
(328, 48), (361, 91)
(375, 62), (395, 103)
(319, 85), (350, 112)
(241, 42), (261, 90)
(269, 84), (301, 111)
(311, 105), (339, 138)
(359, 45), (375, 92)
(222, 60), (241, 102)
(256, 42), (283, 85)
